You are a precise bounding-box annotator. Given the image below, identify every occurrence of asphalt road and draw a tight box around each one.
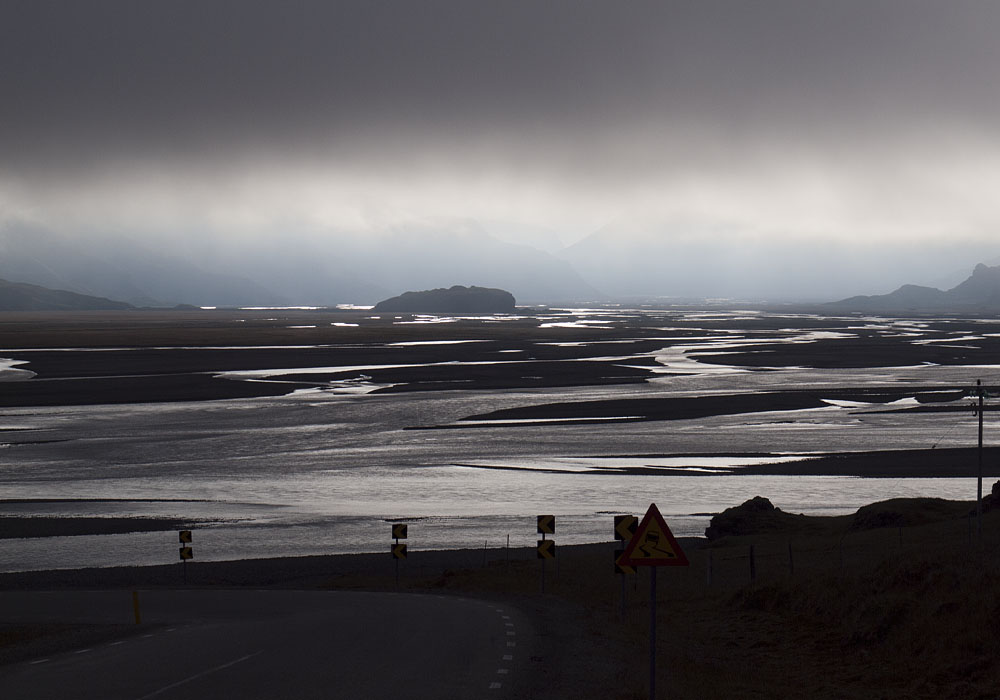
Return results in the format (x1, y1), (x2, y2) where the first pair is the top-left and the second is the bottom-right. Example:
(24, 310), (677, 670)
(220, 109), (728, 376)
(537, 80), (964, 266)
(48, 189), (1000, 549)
(0, 590), (536, 699)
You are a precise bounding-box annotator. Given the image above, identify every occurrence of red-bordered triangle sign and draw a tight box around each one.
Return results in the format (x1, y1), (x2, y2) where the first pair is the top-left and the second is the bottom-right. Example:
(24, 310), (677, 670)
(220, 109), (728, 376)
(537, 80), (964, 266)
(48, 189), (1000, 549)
(619, 503), (689, 567)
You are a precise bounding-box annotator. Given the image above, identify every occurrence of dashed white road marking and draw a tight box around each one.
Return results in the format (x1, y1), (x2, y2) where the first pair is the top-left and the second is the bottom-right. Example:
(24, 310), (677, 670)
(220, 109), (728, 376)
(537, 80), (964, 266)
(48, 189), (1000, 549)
(506, 641), (516, 648)
(134, 650), (264, 700)
(489, 682), (503, 690)
(29, 659), (50, 665)
(505, 631), (516, 636)
(497, 668), (509, 675)
(74, 649), (92, 655)
(109, 641), (125, 647)
(504, 622), (514, 627)
(502, 654), (513, 661)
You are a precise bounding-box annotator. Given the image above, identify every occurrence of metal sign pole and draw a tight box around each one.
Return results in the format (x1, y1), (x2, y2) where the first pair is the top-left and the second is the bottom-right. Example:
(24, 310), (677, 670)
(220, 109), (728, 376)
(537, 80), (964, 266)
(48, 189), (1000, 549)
(649, 566), (657, 700)
(621, 572), (627, 620)
(541, 533), (546, 594)
(977, 379), (984, 544)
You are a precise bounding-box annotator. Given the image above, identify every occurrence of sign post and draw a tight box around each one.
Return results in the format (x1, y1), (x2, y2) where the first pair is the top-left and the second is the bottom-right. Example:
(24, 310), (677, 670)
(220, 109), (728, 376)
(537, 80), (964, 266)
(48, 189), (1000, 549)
(619, 504), (689, 700)
(614, 515), (637, 619)
(391, 523), (408, 588)
(178, 530), (193, 584)
(537, 515), (555, 593)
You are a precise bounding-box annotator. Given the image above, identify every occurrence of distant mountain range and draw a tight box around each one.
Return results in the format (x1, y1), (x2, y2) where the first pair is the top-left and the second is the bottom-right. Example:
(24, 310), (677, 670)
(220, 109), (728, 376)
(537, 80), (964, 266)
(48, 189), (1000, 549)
(828, 263), (1000, 313)
(0, 221), (596, 307)
(2, 217), (999, 310)
(0, 278), (132, 311)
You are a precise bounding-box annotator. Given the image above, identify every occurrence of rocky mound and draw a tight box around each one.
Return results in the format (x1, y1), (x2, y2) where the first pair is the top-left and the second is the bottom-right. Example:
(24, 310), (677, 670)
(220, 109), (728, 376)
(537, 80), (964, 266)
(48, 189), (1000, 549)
(707, 493), (989, 541)
(705, 496), (817, 540)
(373, 285), (516, 313)
(849, 497), (972, 530)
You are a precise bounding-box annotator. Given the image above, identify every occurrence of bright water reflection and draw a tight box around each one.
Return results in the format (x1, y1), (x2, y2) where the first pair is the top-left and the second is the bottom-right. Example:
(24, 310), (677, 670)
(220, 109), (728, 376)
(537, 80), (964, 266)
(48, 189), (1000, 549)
(3, 309), (1000, 571)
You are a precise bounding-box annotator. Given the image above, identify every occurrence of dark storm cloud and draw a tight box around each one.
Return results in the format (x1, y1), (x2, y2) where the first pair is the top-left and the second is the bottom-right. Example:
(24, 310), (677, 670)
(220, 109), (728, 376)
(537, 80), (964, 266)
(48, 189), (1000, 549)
(4, 0), (1000, 301)
(4, 0), (1000, 169)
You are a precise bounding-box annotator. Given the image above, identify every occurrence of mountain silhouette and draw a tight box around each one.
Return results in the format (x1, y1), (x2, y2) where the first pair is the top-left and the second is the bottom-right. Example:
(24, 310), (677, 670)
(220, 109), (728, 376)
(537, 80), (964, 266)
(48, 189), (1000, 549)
(0, 278), (132, 311)
(829, 263), (1000, 312)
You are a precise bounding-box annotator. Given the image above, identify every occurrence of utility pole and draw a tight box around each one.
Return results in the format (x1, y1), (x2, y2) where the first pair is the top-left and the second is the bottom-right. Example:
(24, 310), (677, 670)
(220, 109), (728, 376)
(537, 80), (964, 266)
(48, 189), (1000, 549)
(976, 379), (984, 543)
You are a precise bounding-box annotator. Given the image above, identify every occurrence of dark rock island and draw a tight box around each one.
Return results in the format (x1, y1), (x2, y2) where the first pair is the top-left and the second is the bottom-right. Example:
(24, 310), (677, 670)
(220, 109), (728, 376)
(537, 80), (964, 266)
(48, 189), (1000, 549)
(373, 285), (516, 313)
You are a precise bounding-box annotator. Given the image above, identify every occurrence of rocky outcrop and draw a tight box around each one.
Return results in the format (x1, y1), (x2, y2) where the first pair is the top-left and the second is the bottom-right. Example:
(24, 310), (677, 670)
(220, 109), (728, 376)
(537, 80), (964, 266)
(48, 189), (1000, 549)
(849, 497), (971, 530)
(373, 285), (516, 313)
(705, 496), (814, 540)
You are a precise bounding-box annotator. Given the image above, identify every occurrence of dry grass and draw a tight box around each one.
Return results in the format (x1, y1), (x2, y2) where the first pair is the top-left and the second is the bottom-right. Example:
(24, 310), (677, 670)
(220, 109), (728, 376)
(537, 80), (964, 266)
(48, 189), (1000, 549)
(352, 509), (1000, 699)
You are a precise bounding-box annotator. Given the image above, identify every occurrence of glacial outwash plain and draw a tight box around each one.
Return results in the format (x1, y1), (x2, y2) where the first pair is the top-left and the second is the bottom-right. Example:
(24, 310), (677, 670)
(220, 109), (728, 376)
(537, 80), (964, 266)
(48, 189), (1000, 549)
(1, 306), (1000, 697)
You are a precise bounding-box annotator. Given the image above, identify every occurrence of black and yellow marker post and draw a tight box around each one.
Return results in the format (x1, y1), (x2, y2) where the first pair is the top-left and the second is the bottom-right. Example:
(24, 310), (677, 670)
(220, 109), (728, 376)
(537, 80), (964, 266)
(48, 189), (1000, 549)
(391, 522), (407, 587)
(536, 515), (555, 593)
(178, 530), (193, 584)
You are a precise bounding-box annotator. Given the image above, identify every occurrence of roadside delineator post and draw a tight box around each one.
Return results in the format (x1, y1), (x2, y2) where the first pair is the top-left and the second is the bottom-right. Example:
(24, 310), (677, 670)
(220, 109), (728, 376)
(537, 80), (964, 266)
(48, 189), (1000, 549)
(179, 530), (193, 584)
(614, 515), (637, 619)
(391, 523), (408, 588)
(537, 515), (555, 593)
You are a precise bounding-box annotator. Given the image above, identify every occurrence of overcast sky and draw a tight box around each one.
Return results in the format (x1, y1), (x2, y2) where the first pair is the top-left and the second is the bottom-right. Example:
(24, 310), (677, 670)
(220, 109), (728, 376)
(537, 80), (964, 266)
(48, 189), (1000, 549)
(3, 1), (1000, 276)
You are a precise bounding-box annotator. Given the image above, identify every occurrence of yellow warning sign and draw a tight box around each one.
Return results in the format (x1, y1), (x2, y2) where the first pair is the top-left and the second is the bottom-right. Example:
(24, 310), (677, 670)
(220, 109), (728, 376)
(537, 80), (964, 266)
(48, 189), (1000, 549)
(179, 546), (193, 561)
(536, 539), (556, 559)
(614, 548), (635, 575)
(614, 515), (636, 541)
(178, 530), (192, 544)
(619, 503), (689, 567)
(391, 543), (407, 559)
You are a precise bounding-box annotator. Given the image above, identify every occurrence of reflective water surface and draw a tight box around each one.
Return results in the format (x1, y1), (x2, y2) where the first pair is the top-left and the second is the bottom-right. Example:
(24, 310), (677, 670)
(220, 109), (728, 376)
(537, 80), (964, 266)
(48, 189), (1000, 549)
(1, 309), (997, 571)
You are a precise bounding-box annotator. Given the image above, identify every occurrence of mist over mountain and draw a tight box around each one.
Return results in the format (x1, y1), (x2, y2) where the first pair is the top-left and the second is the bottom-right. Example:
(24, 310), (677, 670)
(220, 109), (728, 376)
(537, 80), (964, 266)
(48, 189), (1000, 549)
(0, 220), (596, 307)
(559, 221), (998, 303)
(829, 263), (1000, 313)
(0, 223), (283, 307)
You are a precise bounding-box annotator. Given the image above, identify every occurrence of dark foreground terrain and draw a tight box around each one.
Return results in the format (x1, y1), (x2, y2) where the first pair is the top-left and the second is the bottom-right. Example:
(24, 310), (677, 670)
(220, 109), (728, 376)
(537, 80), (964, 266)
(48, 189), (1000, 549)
(2, 497), (999, 700)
